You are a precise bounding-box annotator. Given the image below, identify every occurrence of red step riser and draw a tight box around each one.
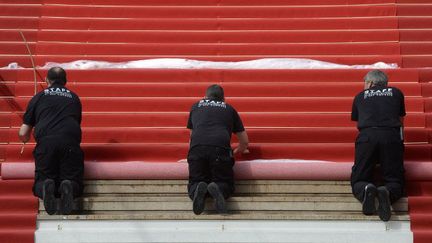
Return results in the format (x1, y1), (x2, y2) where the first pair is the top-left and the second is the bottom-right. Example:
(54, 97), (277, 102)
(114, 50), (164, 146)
(0, 17), (39, 29)
(37, 17), (398, 30)
(1, 127), (427, 144)
(0, 43), (36, 55)
(400, 30), (432, 42)
(0, 97), (424, 113)
(41, 0), (396, 6)
(0, 55), (404, 68)
(397, 5), (432, 17)
(410, 214), (432, 231)
(1, 69), (418, 83)
(0, 6), (41, 17)
(2, 112), (425, 128)
(0, 214), (35, 230)
(412, 231), (432, 243)
(398, 17), (432, 29)
(0, 30), (37, 42)
(409, 197), (432, 214)
(401, 43), (432, 55)
(40, 5), (396, 18)
(0, 198), (37, 213)
(3, 143), (431, 162)
(0, 230), (35, 243)
(407, 182), (432, 197)
(11, 83), (422, 97)
(34, 43), (400, 56)
(35, 30), (399, 43)
(403, 56), (432, 69)
(0, 180), (34, 196)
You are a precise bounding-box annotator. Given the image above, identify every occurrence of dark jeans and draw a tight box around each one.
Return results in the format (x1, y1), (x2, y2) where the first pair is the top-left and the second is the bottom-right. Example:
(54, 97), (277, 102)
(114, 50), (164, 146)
(351, 128), (405, 203)
(187, 145), (235, 199)
(33, 137), (84, 199)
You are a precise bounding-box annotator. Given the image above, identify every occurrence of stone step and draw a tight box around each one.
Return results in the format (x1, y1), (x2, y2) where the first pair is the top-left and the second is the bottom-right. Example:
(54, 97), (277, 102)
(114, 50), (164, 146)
(83, 180), (352, 194)
(38, 196), (408, 212)
(38, 210), (410, 221)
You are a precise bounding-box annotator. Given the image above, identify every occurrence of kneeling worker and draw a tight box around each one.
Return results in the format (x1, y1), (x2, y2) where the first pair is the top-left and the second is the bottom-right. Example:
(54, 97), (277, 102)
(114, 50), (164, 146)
(19, 67), (84, 215)
(351, 70), (406, 221)
(187, 84), (249, 215)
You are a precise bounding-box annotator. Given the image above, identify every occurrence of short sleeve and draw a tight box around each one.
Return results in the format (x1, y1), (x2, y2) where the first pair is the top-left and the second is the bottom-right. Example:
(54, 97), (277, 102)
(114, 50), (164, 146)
(23, 93), (42, 126)
(351, 96), (359, 121)
(187, 110), (193, 129)
(399, 90), (406, 117)
(232, 109), (245, 133)
(77, 96), (83, 124)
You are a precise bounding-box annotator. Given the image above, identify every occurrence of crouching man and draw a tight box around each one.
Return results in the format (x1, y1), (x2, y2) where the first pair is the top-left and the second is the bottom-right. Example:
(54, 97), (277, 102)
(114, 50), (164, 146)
(187, 84), (249, 215)
(351, 70), (406, 221)
(19, 67), (84, 215)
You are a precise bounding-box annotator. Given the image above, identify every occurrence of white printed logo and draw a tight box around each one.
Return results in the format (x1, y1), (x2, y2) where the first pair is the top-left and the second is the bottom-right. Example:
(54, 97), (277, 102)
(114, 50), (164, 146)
(198, 99), (227, 108)
(44, 87), (73, 98)
(364, 88), (393, 99)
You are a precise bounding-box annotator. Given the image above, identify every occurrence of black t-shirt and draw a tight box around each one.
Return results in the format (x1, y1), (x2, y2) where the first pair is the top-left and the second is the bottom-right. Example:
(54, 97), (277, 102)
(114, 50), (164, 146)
(351, 86), (406, 129)
(187, 99), (245, 149)
(23, 84), (82, 144)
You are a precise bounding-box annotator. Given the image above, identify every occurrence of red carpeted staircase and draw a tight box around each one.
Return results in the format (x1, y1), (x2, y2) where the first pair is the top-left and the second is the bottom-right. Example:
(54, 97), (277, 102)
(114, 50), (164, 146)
(0, 0), (432, 242)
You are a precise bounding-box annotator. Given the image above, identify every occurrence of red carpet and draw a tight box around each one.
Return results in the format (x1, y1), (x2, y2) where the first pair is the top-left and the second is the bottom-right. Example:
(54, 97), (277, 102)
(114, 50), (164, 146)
(0, 0), (432, 242)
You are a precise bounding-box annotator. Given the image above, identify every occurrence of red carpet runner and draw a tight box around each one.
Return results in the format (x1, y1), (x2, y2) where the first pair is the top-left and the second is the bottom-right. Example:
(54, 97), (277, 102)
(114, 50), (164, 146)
(0, 0), (431, 242)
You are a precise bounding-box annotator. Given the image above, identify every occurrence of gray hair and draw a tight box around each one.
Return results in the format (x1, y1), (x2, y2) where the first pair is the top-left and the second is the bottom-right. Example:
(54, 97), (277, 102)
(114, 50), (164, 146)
(364, 70), (388, 87)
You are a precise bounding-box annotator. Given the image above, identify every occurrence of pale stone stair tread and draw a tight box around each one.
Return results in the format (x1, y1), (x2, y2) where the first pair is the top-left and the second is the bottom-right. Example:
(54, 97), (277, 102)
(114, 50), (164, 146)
(39, 180), (408, 221)
(84, 180), (352, 194)
(37, 210), (410, 221)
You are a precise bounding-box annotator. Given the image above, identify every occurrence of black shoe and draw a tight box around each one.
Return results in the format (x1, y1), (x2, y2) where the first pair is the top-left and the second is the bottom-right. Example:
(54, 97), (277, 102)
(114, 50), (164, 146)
(193, 182), (208, 215)
(362, 183), (377, 215)
(377, 186), (392, 222)
(207, 182), (227, 215)
(42, 179), (57, 215)
(59, 180), (74, 215)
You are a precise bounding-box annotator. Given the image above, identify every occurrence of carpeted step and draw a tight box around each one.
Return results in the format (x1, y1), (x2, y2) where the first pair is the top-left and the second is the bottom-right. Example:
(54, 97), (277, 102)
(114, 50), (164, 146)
(11, 82), (422, 97)
(0, 55), (404, 67)
(3, 143), (430, 162)
(1, 112), (426, 127)
(35, 42), (400, 56)
(1, 69), (418, 83)
(37, 17), (399, 31)
(40, 5), (396, 18)
(1, 127), (428, 144)
(35, 30), (399, 43)
(0, 97), (424, 112)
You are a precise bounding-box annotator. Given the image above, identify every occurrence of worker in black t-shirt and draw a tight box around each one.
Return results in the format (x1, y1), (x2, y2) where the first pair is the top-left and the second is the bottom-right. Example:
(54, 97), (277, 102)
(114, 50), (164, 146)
(187, 84), (249, 215)
(19, 67), (84, 215)
(351, 70), (406, 222)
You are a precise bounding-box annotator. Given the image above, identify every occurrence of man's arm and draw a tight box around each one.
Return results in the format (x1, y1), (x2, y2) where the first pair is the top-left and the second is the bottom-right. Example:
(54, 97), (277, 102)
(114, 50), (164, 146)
(234, 131), (249, 154)
(18, 124), (33, 143)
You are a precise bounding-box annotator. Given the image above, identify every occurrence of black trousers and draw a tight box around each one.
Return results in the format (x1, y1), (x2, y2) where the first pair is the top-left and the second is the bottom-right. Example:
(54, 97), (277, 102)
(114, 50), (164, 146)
(351, 128), (405, 203)
(187, 145), (235, 200)
(33, 137), (84, 199)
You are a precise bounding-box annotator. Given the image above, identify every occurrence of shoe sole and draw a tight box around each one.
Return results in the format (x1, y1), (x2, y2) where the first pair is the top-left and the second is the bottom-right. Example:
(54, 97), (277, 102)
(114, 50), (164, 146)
(60, 181), (74, 215)
(193, 182), (207, 215)
(207, 183), (227, 215)
(43, 180), (57, 215)
(362, 185), (377, 215)
(377, 187), (391, 222)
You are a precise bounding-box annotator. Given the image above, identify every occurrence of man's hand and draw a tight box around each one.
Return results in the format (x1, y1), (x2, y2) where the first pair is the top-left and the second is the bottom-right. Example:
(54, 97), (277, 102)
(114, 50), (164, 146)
(234, 147), (250, 155)
(18, 124), (33, 143)
(234, 131), (249, 155)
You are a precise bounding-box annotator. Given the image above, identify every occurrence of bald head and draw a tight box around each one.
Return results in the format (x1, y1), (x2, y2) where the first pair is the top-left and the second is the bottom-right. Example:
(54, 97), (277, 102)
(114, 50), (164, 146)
(46, 67), (67, 86)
